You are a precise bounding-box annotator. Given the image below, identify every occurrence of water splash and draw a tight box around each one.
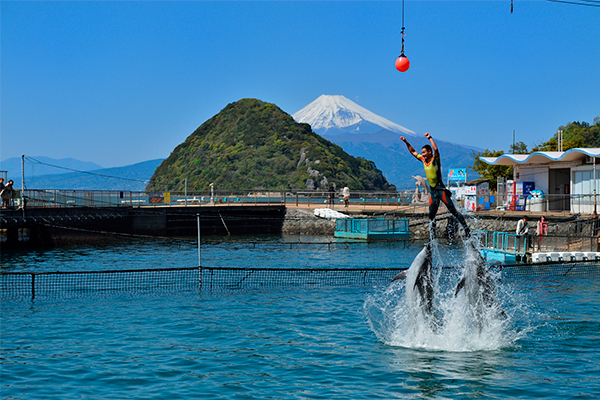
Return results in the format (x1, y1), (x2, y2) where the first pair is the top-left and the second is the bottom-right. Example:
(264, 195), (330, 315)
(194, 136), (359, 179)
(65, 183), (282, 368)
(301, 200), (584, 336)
(364, 241), (531, 352)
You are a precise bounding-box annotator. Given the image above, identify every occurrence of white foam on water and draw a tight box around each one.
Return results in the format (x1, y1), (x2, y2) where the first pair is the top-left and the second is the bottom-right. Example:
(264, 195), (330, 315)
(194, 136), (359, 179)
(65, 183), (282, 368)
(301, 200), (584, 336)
(364, 241), (532, 352)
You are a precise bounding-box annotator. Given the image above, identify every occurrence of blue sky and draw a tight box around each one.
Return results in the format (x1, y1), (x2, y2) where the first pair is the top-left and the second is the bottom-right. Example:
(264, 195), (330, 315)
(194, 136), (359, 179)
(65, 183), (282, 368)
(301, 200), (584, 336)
(2, 1), (599, 169)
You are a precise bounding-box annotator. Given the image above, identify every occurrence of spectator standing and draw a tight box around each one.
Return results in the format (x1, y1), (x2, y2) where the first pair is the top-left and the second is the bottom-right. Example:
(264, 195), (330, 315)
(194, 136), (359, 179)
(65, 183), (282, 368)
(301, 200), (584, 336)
(1, 179), (14, 208)
(537, 216), (548, 250)
(342, 186), (350, 210)
(516, 216), (529, 236)
(328, 185), (335, 208)
(516, 215), (530, 251)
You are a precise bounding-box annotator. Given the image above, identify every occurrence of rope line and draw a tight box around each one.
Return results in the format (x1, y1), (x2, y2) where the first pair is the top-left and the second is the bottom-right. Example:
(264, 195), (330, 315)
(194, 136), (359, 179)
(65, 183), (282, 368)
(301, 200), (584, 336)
(547, 0), (600, 7)
(24, 156), (149, 184)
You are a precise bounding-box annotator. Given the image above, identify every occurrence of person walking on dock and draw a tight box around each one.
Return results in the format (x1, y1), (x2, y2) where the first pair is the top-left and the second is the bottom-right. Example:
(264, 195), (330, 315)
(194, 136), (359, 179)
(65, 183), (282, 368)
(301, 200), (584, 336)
(401, 132), (470, 239)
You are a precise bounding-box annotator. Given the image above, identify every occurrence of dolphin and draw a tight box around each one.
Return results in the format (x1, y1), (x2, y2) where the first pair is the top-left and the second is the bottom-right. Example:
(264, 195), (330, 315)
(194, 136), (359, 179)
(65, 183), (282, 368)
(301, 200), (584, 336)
(392, 242), (434, 316)
(455, 241), (506, 321)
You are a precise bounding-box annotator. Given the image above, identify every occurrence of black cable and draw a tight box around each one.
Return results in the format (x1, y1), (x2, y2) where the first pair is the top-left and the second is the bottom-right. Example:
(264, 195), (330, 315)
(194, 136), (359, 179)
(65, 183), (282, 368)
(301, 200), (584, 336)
(547, 0), (600, 7)
(24, 156), (149, 183)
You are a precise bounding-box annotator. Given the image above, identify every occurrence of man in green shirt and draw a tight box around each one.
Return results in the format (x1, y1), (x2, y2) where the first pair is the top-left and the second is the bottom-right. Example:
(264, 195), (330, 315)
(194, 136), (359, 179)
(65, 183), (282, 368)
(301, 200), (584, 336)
(401, 132), (471, 239)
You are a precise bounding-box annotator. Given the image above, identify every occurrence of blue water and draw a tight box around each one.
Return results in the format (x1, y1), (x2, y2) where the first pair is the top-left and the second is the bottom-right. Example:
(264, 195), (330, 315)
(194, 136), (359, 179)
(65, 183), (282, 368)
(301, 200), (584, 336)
(2, 236), (600, 399)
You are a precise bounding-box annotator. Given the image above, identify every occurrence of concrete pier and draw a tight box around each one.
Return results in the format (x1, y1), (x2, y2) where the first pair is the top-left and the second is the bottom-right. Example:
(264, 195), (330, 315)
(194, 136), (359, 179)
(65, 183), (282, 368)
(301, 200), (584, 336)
(0, 205), (285, 249)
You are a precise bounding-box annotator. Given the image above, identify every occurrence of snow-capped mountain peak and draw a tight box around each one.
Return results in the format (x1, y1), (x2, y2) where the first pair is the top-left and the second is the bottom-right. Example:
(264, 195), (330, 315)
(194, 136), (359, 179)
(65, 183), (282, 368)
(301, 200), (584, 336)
(293, 95), (415, 135)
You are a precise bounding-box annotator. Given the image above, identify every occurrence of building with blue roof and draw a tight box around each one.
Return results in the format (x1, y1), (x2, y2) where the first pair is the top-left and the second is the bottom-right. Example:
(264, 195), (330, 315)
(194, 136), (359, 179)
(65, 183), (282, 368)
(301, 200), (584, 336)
(481, 148), (600, 215)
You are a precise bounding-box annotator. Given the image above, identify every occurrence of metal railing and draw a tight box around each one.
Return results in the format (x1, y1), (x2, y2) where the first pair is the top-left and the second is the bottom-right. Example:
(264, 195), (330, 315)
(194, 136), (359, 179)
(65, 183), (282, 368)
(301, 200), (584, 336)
(474, 229), (599, 254)
(493, 193), (599, 214)
(10, 189), (600, 216)
(474, 230), (529, 257)
(336, 218), (409, 234)
(17, 189), (415, 209)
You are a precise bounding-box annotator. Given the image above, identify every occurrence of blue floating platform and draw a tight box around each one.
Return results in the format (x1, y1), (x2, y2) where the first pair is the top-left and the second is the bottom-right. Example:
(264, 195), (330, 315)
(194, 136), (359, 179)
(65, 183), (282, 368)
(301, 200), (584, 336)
(480, 248), (522, 263)
(334, 218), (410, 241)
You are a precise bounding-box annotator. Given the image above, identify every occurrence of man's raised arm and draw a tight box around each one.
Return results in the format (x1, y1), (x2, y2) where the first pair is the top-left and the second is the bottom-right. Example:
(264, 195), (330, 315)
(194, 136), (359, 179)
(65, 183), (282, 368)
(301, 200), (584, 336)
(400, 136), (419, 159)
(424, 132), (439, 154)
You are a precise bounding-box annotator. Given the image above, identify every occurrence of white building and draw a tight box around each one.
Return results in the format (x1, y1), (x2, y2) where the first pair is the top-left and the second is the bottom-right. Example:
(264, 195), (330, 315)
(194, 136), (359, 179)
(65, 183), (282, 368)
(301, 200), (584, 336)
(482, 148), (600, 214)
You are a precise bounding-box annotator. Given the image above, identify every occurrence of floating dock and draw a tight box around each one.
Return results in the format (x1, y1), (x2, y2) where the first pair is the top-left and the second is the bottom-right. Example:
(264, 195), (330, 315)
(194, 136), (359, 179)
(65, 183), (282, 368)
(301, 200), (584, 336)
(334, 218), (410, 241)
(476, 230), (529, 263)
(475, 229), (600, 264)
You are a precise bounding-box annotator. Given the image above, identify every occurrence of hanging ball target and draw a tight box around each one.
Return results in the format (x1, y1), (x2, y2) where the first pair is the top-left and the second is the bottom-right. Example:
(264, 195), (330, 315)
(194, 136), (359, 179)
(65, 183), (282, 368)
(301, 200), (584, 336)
(395, 55), (410, 72)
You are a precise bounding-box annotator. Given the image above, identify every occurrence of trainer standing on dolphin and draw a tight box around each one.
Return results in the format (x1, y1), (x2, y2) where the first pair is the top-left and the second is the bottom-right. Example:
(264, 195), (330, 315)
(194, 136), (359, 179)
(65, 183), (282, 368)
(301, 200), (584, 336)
(401, 132), (471, 239)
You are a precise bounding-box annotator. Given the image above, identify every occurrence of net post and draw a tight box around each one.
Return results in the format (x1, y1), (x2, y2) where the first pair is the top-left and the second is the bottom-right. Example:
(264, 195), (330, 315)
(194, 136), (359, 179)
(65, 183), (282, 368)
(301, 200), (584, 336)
(199, 267), (202, 291)
(31, 273), (35, 300)
(197, 213), (201, 267)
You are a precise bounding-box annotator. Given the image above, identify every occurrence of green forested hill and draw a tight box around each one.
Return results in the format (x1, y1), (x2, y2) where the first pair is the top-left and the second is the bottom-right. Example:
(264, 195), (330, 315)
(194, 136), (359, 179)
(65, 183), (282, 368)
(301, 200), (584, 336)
(146, 99), (394, 192)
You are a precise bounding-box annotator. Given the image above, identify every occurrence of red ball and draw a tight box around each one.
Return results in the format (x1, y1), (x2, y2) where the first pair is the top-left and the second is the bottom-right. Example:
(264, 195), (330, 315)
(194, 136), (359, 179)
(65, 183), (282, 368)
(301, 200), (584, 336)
(395, 55), (410, 72)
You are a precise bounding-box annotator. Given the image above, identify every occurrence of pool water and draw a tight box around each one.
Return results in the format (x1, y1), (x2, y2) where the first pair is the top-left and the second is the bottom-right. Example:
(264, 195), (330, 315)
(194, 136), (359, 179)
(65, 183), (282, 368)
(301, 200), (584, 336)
(2, 237), (599, 399)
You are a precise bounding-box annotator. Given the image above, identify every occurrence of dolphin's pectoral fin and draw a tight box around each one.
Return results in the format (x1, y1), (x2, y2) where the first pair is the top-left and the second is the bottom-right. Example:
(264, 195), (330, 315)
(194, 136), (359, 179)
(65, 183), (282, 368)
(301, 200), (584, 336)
(392, 271), (407, 282)
(455, 277), (466, 296)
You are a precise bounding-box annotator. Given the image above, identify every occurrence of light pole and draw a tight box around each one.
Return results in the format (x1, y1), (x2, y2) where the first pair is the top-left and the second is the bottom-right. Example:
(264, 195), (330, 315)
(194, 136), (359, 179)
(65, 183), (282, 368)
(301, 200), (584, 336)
(594, 156), (597, 217)
(558, 129), (563, 152)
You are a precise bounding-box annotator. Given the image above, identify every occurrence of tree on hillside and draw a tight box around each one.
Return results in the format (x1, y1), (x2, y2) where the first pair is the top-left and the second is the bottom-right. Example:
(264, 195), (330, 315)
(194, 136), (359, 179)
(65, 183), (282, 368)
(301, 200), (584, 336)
(469, 149), (512, 190)
(532, 118), (600, 151)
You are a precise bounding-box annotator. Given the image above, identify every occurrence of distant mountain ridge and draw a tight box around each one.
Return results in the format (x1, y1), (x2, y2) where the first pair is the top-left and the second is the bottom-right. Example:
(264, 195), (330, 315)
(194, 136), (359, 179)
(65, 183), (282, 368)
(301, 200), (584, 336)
(1, 156), (104, 179)
(293, 95), (479, 189)
(9, 159), (163, 191)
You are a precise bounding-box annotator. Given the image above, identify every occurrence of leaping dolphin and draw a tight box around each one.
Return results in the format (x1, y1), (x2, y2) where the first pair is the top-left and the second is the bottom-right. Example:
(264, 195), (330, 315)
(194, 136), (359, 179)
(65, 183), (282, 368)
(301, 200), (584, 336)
(392, 242), (434, 317)
(455, 241), (506, 322)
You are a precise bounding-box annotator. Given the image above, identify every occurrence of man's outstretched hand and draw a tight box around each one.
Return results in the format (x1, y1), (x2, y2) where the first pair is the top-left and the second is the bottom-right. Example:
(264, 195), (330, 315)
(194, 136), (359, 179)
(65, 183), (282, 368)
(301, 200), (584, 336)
(424, 132), (431, 139)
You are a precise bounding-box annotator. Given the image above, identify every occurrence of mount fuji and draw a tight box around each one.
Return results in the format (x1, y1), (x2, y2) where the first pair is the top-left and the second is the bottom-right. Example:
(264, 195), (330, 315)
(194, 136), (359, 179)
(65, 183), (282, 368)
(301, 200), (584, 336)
(292, 94), (415, 136)
(293, 95), (478, 189)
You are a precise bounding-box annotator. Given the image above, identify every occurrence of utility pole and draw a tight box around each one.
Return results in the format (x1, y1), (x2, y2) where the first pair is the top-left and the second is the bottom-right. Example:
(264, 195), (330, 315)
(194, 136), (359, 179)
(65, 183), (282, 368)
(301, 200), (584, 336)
(512, 130), (515, 153)
(594, 156), (597, 217)
(558, 129), (563, 152)
(21, 155), (25, 217)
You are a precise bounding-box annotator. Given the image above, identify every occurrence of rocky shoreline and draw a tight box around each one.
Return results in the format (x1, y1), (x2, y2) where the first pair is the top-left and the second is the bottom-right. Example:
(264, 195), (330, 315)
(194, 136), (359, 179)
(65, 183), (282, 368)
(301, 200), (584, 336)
(282, 208), (336, 236)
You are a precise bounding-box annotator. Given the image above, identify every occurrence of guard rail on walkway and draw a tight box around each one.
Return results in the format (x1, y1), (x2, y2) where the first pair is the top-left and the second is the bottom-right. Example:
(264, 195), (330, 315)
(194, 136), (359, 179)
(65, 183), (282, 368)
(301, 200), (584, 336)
(15, 189), (414, 210)
(474, 229), (599, 254)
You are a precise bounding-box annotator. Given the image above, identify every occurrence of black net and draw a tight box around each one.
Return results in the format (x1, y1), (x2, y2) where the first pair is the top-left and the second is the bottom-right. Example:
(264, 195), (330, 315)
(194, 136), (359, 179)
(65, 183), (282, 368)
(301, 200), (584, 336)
(199, 267), (401, 292)
(494, 261), (600, 279)
(1, 267), (199, 299)
(2, 261), (600, 299)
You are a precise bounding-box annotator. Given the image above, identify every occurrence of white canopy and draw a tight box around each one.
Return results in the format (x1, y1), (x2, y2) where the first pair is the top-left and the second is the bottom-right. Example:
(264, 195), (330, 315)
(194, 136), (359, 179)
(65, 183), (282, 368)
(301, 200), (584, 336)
(481, 148), (600, 166)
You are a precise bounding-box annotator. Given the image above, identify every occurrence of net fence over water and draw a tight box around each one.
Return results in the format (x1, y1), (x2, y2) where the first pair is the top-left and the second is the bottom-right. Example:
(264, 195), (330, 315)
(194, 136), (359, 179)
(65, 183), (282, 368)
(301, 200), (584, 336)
(2, 262), (600, 299)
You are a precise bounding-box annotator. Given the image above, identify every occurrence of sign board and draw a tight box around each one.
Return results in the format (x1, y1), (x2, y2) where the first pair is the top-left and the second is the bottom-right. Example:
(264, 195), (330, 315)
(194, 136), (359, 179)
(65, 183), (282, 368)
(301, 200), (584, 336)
(448, 169), (467, 182)
(149, 192), (164, 204)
